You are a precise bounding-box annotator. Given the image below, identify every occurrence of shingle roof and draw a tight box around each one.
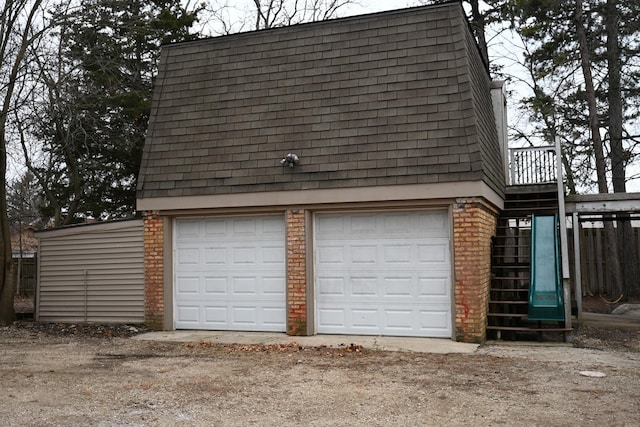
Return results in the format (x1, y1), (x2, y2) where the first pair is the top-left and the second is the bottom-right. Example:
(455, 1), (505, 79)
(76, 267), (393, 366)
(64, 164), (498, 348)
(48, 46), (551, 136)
(137, 2), (504, 201)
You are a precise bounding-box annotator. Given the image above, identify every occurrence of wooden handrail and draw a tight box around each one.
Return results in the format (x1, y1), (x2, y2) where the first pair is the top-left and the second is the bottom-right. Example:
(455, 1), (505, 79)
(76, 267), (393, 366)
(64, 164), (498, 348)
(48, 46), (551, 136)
(509, 145), (557, 185)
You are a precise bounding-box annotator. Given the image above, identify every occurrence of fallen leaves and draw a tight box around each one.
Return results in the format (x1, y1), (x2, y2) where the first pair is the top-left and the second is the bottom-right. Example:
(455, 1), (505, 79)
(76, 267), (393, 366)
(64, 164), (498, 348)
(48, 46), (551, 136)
(10, 321), (148, 338)
(181, 341), (365, 357)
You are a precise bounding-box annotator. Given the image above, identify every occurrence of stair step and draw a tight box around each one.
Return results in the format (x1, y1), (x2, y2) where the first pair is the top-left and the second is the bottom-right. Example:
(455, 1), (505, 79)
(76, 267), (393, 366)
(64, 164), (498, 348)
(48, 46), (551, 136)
(492, 255), (530, 259)
(501, 210), (559, 217)
(488, 313), (529, 318)
(491, 263), (530, 267)
(489, 300), (528, 305)
(504, 197), (559, 204)
(486, 326), (572, 332)
(492, 263), (531, 270)
(503, 201), (558, 207)
(501, 209), (558, 216)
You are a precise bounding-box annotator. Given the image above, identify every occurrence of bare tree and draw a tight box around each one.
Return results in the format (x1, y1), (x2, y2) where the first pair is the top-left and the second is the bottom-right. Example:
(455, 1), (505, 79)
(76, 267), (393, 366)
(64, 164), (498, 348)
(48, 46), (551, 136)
(0, 0), (47, 324)
(207, 0), (357, 34)
(251, 0), (355, 29)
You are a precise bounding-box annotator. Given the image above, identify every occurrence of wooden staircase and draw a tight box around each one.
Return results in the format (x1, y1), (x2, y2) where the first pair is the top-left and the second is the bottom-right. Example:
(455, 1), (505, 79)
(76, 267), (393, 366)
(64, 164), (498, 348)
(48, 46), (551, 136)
(487, 185), (572, 340)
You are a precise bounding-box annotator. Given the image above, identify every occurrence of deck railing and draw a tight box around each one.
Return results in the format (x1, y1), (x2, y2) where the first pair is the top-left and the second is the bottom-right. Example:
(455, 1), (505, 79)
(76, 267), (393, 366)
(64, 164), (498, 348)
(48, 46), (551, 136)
(509, 146), (557, 185)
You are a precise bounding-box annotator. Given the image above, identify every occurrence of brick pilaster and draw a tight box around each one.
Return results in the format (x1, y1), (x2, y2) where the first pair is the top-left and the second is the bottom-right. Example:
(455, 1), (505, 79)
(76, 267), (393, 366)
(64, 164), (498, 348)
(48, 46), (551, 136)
(453, 198), (498, 343)
(144, 211), (164, 330)
(286, 209), (308, 336)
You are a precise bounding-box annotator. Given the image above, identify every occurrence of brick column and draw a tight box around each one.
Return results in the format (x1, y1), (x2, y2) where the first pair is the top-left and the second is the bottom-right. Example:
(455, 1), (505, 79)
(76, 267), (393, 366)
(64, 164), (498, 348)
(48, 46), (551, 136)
(144, 211), (164, 330)
(286, 209), (308, 336)
(453, 198), (498, 343)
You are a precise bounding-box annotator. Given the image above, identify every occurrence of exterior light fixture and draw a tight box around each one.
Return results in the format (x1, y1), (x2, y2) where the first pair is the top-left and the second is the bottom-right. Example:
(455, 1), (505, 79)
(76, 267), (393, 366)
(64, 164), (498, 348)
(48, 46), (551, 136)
(280, 153), (299, 168)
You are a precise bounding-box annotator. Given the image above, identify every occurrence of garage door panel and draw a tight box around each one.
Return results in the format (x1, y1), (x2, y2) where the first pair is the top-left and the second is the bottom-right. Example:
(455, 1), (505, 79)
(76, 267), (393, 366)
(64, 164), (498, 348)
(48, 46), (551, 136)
(232, 218), (256, 235)
(352, 215), (377, 234)
(232, 247), (256, 264)
(176, 248), (199, 265)
(385, 309), (414, 329)
(383, 214), (414, 234)
(351, 309), (378, 328)
(317, 308), (345, 327)
(204, 220), (227, 236)
(383, 245), (412, 264)
(315, 211), (452, 337)
(262, 307), (286, 326)
(262, 217), (286, 234)
(174, 216), (286, 331)
(233, 306), (258, 325)
(232, 277), (257, 295)
(418, 277), (449, 297)
(418, 212), (449, 231)
(351, 277), (377, 296)
(176, 305), (200, 323)
(318, 246), (344, 264)
(417, 242), (449, 264)
(204, 248), (226, 264)
(204, 277), (227, 294)
(316, 216), (346, 234)
(382, 277), (413, 297)
(263, 246), (285, 264)
(351, 245), (376, 263)
(176, 276), (199, 294)
(418, 310), (451, 336)
(317, 277), (345, 296)
(204, 306), (227, 325)
(176, 220), (200, 237)
(263, 277), (286, 294)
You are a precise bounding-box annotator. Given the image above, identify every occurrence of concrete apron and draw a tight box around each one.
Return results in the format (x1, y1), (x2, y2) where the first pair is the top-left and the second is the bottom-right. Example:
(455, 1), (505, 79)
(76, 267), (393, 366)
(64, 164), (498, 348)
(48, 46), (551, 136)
(133, 331), (479, 354)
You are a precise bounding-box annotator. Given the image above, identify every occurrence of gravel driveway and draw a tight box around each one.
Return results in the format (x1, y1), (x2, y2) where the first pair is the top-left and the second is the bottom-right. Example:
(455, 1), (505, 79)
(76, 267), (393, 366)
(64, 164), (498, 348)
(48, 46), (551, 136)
(1, 323), (639, 426)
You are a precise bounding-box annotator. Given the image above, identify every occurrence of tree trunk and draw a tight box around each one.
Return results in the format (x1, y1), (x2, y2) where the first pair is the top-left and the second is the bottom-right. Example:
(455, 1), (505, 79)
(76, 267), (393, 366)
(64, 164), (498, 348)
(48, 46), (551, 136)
(575, 0), (623, 297)
(0, 132), (16, 325)
(1, 0), (44, 323)
(606, 0), (625, 194)
(606, 0), (639, 297)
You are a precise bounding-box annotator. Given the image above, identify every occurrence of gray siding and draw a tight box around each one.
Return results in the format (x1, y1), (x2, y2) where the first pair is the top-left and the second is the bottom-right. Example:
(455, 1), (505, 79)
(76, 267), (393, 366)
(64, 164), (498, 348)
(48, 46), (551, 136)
(137, 3), (505, 201)
(36, 220), (144, 323)
(462, 20), (504, 195)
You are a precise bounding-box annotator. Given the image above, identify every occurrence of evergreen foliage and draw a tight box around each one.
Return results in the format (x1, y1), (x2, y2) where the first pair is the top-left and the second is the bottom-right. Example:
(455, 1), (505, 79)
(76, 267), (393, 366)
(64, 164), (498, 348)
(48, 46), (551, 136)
(33, 0), (200, 224)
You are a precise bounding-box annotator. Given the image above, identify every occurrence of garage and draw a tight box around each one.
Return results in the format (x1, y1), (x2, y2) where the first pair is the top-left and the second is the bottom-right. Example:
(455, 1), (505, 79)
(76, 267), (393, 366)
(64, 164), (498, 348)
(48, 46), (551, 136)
(173, 216), (286, 331)
(314, 210), (452, 337)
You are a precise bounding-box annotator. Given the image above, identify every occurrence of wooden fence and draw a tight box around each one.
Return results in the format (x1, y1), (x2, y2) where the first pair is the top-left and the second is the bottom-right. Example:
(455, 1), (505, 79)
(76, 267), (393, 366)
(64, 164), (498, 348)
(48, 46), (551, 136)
(500, 221), (638, 298)
(12, 256), (37, 296)
(569, 224), (640, 297)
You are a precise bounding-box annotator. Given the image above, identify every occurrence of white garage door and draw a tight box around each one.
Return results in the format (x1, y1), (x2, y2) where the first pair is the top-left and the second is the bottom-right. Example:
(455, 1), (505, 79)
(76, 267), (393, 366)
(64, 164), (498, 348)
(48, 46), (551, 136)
(315, 210), (452, 337)
(174, 216), (286, 331)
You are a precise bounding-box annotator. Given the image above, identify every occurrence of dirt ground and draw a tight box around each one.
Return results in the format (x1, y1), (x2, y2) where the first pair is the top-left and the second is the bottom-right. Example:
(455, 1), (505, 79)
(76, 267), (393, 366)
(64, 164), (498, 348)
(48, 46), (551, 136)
(1, 322), (639, 427)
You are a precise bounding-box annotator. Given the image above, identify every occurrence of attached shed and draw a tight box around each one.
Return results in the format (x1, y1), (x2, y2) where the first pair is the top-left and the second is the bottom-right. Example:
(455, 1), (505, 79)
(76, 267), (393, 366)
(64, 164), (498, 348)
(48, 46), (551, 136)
(36, 219), (145, 323)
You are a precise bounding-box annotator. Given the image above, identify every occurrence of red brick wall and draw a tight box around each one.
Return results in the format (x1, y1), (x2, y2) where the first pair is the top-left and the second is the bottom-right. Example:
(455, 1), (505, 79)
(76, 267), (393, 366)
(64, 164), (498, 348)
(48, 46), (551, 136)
(286, 209), (308, 335)
(453, 198), (498, 343)
(144, 212), (164, 330)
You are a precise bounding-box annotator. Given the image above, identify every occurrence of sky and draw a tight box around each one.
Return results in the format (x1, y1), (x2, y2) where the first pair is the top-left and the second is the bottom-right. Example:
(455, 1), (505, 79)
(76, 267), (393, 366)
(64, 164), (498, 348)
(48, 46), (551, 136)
(345, 0), (415, 15)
